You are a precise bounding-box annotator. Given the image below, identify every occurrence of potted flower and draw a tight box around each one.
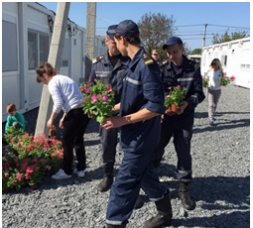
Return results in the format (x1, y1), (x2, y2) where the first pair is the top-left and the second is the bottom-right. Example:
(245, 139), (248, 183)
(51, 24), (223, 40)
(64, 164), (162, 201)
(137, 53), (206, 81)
(221, 73), (236, 86)
(202, 77), (208, 88)
(164, 85), (186, 115)
(79, 80), (115, 123)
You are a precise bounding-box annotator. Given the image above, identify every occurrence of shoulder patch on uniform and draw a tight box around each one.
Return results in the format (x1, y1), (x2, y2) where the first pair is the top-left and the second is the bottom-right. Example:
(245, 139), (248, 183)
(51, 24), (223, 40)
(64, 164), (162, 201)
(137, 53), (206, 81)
(143, 54), (153, 65)
(92, 55), (104, 64)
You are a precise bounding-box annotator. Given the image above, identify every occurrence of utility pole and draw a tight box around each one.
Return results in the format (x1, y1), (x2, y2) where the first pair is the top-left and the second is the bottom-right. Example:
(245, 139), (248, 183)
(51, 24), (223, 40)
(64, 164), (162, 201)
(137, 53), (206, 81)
(85, 2), (96, 81)
(202, 24), (208, 48)
(35, 2), (70, 138)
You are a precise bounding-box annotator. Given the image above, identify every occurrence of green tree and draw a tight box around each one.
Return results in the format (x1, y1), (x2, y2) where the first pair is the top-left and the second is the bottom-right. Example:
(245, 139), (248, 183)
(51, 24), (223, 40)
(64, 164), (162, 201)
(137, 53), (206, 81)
(138, 12), (175, 60)
(212, 29), (249, 44)
(191, 48), (202, 55)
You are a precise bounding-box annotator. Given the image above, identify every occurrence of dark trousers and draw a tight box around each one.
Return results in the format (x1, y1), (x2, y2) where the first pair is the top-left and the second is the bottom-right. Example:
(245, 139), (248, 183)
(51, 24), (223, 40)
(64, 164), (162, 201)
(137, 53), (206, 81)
(106, 140), (167, 225)
(99, 126), (118, 169)
(62, 108), (90, 175)
(154, 114), (193, 182)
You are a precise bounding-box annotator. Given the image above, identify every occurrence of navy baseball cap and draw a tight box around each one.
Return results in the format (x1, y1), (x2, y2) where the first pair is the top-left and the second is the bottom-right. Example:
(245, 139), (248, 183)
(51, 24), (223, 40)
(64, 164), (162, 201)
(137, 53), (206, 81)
(107, 24), (118, 40)
(115, 20), (139, 37)
(163, 37), (183, 49)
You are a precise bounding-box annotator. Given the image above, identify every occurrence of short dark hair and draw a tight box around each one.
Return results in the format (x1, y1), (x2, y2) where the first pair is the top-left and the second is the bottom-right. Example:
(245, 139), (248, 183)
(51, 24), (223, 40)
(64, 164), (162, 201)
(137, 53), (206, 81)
(36, 62), (56, 83)
(114, 33), (141, 45)
(6, 103), (17, 113)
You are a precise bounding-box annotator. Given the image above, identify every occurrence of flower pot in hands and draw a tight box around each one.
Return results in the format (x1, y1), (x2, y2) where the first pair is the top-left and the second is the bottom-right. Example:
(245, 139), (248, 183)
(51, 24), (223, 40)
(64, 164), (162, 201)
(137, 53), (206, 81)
(171, 104), (178, 112)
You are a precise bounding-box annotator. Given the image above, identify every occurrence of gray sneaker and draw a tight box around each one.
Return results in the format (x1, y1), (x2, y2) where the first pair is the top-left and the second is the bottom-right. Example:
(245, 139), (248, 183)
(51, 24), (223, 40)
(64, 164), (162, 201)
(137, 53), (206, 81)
(74, 168), (85, 178)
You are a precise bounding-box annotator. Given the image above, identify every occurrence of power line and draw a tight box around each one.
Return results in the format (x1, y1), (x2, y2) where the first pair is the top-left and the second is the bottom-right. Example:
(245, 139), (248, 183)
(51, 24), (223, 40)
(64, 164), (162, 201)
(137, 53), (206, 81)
(208, 24), (250, 30)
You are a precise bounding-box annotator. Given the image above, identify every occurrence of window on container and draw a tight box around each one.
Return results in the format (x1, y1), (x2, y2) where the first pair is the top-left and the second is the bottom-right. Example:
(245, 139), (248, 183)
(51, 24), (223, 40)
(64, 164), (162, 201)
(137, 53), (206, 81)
(28, 32), (38, 70)
(221, 55), (227, 66)
(62, 38), (69, 67)
(28, 31), (49, 70)
(39, 34), (49, 65)
(2, 21), (18, 72)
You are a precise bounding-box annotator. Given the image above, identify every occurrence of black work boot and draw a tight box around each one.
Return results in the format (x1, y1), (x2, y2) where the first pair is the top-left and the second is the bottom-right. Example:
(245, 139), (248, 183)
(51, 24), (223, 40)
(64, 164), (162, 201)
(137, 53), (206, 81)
(144, 190), (172, 228)
(97, 167), (114, 192)
(107, 224), (126, 228)
(178, 182), (196, 210)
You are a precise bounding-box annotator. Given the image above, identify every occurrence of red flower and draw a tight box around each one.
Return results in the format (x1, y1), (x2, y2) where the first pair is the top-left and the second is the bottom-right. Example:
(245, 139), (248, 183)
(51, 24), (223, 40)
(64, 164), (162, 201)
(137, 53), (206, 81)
(17, 172), (22, 182)
(230, 76), (235, 81)
(26, 167), (34, 174)
(5, 162), (10, 169)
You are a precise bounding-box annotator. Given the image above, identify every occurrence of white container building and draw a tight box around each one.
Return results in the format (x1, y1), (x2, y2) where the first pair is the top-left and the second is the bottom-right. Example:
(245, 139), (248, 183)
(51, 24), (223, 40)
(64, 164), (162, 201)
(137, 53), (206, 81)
(201, 37), (250, 89)
(2, 2), (107, 122)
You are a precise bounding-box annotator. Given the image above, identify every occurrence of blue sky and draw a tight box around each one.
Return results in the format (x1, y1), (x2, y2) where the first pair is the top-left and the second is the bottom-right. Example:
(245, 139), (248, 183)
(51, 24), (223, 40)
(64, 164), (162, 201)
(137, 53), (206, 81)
(38, 2), (250, 51)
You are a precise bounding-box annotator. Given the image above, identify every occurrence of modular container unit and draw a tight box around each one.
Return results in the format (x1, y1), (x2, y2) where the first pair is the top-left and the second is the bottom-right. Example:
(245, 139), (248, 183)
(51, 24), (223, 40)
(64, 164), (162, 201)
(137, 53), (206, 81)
(2, 2), (107, 122)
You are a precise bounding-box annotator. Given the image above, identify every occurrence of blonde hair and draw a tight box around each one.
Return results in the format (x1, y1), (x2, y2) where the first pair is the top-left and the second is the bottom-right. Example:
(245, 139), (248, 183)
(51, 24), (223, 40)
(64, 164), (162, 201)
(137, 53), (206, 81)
(209, 58), (223, 71)
(36, 62), (57, 83)
(6, 103), (17, 113)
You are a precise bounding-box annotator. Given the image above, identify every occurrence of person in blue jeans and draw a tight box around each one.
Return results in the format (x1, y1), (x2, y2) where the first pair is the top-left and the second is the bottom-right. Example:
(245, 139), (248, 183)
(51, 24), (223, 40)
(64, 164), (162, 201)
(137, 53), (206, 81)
(101, 20), (172, 228)
(5, 103), (27, 133)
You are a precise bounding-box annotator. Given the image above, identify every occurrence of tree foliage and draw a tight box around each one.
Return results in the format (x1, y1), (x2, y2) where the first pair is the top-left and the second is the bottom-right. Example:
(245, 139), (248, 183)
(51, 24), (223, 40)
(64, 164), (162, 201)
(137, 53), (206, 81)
(191, 48), (202, 55)
(138, 12), (175, 59)
(212, 29), (249, 44)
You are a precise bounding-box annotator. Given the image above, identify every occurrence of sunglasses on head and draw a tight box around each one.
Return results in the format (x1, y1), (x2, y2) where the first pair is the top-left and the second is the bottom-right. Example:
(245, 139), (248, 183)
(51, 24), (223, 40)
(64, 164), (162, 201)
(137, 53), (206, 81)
(211, 63), (217, 66)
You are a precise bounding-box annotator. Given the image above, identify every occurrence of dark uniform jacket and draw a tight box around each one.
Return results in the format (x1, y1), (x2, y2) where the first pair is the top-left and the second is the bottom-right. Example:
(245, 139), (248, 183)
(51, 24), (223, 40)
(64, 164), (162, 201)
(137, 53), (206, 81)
(89, 51), (129, 104)
(161, 55), (205, 118)
(120, 47), (165, 150)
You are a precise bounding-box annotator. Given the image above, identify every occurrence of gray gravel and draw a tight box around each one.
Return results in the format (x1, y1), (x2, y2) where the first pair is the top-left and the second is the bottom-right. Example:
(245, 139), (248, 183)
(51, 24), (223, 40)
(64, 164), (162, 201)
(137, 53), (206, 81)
(2, 85), (250, 228)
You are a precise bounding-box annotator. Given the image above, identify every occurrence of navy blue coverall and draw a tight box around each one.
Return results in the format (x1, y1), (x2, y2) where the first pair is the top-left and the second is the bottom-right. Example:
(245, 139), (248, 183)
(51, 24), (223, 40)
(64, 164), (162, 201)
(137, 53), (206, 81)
(89, 51), (129, 170)
(154, 55), (205, 182)
(106, 47), (167, 225)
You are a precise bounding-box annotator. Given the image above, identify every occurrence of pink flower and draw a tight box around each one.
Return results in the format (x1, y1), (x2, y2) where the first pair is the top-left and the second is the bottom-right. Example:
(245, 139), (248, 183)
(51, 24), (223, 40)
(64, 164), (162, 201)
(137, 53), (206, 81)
(86, 81), (91, 85)
(101, 95), (109, 102)
(85, 88), (91, 94)
(176, 85), (181, 89)
(166, 95), (171, 98)
(80, 86), (85, 92)
(105, 85), (112, 92)
(90, 95), (97, 104)
(83, 98), (87, 102)
(17, 172), (22, 181)
(230, 76), (235, 81)
(26, 167), (34, 174)
(168, 86), (172, 90)
(25, 173), (30, 180)
(5, 173), (9, 178)
(57, 152), (64, 158)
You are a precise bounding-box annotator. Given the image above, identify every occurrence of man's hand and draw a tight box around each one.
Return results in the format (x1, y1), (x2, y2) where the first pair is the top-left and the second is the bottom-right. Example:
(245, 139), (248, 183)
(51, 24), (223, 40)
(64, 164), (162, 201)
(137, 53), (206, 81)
(101, 116), (127, 130)
(176, 101), (188, 115)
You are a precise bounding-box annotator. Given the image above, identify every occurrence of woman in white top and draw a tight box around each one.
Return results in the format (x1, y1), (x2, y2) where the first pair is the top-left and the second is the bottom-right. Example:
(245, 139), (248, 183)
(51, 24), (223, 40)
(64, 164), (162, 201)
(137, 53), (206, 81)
(206, 58), (223, 126)
(36, 62), (90, 179)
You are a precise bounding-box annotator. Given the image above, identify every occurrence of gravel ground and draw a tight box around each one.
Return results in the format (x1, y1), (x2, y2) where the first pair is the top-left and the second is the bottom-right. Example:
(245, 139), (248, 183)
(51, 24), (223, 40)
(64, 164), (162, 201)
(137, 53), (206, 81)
(2, 85), (250, 228)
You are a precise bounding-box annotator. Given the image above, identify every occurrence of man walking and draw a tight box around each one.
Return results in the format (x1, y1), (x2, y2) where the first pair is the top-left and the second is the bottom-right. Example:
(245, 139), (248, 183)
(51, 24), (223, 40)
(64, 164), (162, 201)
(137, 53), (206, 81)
(89, 25), (129, 192)
(154, 36), (205, 210)
(101, 20), (172, 228)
